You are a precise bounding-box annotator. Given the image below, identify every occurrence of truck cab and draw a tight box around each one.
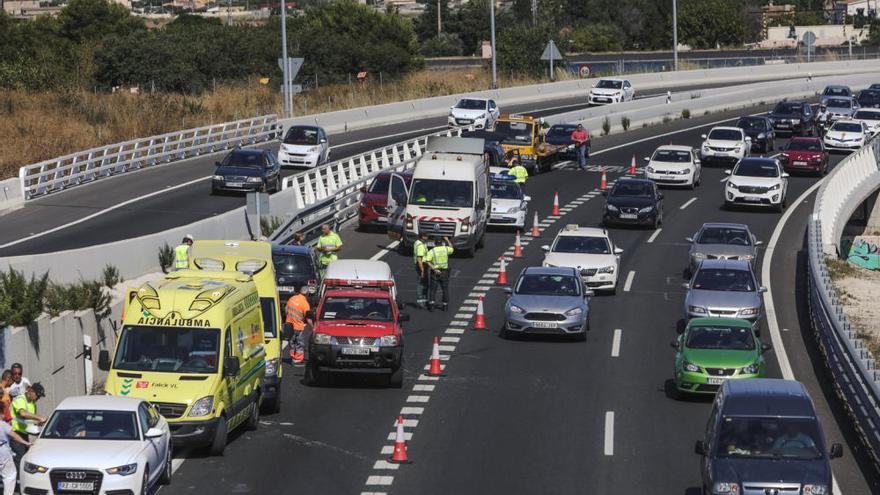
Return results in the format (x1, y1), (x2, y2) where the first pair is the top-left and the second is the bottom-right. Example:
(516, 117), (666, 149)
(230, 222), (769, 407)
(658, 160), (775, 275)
(494, 114), (561, 173)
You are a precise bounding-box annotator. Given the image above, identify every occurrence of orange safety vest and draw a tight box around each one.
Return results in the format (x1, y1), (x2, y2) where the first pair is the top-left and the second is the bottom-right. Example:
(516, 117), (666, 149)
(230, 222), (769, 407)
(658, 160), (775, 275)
(285, 294), (310, 331)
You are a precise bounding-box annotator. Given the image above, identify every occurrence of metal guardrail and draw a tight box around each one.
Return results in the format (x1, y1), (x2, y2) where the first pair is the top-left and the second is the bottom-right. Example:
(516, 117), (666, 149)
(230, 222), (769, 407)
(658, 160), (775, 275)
(808, 133), (880, 467)
(18, 115), (280, 200)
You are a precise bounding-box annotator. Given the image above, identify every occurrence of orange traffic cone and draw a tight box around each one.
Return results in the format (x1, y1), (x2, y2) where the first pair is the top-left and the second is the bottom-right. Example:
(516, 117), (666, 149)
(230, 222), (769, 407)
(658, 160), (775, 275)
(628, 154), (636, 175)
(531, 212), (540, 237)
(513, 230), (523, 258)
(428, 336), (443, 376)
(600, 168), (608, 190)
(473, 295), (486, 330)
(552, 192), (560, 215)
(389, 415), (411, 464)
(497, 256), (508, 285)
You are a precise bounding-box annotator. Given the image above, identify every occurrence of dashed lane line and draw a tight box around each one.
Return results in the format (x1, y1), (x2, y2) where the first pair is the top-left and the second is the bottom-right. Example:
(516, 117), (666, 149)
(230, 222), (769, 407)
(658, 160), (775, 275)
(370, 241), (400, 261)
(647, 228), (662, 244)
(604, 412), (615, 456)
(623, 271), (636, 292)
(679, 197), (697, 210)
(611, 329), (622, 358)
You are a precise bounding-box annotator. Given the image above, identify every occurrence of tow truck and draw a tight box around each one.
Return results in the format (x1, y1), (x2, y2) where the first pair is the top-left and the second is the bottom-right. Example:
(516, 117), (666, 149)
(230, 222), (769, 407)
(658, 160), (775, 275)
(493, 113), (562, 173)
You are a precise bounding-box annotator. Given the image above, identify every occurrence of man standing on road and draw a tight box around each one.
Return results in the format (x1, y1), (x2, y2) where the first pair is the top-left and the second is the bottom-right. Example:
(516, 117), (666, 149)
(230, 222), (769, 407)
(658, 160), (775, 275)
(316, 224), (343, 276)
(6, 364), (30, 399)
(413, 232), (430, 309)
(10, 383), (45, 468)
(571, 124), (590, 170)
(426, 236), (454, 312)
(0, 418), (31, 495)
(174, 234), (194, 271)
(507, 154), (529, 193)
(285, 286), (311, 364)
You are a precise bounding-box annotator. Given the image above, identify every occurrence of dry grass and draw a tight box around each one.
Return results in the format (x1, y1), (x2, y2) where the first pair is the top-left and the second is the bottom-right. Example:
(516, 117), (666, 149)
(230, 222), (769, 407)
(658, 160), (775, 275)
(1, 68), (575, 179)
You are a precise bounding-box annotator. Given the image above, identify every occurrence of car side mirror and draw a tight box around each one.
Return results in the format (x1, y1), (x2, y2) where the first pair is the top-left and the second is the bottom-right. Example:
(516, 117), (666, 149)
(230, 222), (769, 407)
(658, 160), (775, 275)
(98, 350), (111, 371)
(759, 286), (768, 293)
(695, 440), (707, 456)
(523, 195), (531, 202)
(398, 312), (410, 323)
(755, 240), (764, 246)
(685, 237), (694, 243)
(761, 343), (772, 353)
(830, 443), (844, 459)
(215, 161), (222, 167)
(670, 340), (680, 349)
(503, 287), (513, 296)
(745, 137), (753, 142)
(360, 186), (367, 193)
(724, 169), (732, 175)
(320, 138), (327, 144)
(781, 172), (790, 178)
(614, 247), (623, 255)
(223, 356), (241, 377)
(281, 322), (294, 341)
(682, 282), (690, 290)
(700, 134), (707, 139)
(145, 427), (164, 439)
(643, 156), (650, 162)
(584, 290), (595, 298)
(541, 245), (551, 252)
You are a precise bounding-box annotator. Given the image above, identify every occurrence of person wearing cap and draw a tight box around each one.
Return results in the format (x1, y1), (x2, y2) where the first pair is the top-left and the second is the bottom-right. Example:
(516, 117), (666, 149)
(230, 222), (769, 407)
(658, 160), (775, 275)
(425, 236), (454, 311)
(9, 383), (45, 466)
(6, 363), (30, 399)
(0, 414), (31, 495)
(316, 224), (343, 276)
(571, 124), (590, 170)
(174, 234), (195, 270)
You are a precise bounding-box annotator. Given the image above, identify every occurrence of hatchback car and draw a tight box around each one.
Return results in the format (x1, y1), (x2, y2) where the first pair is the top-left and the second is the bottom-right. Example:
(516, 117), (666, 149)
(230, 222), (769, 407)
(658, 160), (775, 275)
(700, 127), (750, 165)
(358, 170), (413, 229)
(212, 148), (282, 194)
(602, 178), (663, 228)
(684, 259), (766, 323)
(723, 158), (789, 212)
(686, 222), (760, 275)
(272, 244), (320, 304)
(823, 119), (870, 152)
(277, 125), (330, 168)
(448, 98), (500, 129)
(817, 96), (859, 131)
(542, 224), (623, 294)
(489, 179), (530, 229)
(735, 116), (775, 153)
(853, 108), (880, 136)
(644, 145), (701, 188)
(779, 137), (829, 175)
(671, 317), (769, 397)
(766, 100), (815, 136)
(819, 84), (852, 106)
(588, 78), (634, 105)
(502, 266), (592, 340)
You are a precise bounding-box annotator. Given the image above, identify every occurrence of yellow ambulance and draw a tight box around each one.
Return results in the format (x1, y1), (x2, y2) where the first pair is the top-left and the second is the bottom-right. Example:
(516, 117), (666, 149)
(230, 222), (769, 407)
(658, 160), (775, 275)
(100, 270), (265, 455)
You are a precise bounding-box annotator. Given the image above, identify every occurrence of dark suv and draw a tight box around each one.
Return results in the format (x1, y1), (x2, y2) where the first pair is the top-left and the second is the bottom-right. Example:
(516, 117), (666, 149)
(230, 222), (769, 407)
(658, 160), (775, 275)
(767, 100), (815, 136)
(735, 116), (775, 153)
(698, 379), (842, 495)
(212, 148), (282, 194)
(602, 178), (663, 229)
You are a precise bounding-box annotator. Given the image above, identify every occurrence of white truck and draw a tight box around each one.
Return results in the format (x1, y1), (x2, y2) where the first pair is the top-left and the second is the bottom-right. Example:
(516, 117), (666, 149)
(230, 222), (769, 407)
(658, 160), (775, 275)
(387, 136), (489, 257)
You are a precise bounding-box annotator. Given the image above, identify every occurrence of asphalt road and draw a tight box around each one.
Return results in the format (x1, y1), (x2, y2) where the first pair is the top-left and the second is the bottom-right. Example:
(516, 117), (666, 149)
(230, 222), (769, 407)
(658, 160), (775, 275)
(162, 107), (880, 495)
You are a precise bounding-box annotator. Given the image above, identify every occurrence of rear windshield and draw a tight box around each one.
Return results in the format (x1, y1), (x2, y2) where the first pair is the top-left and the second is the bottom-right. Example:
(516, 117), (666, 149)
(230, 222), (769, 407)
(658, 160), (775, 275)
(273, 253), (313, 276)
(692, 268), (755, 292)
(652, 150), (691, 163)
(786, 140), (822, 151)
(319, 296), (392, 322)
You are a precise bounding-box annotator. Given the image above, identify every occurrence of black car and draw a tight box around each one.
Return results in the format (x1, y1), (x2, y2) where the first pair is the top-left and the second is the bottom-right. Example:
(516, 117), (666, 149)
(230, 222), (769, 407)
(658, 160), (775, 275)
(735, 116), (775, 153)
(545, 124), (582, 159)
(858, 89), (880, 109)
(272, 244), (320, 304)
(602, 178), (663, 229)
(212, 148), (282, 194)
(870, 83), (880, 91)
(767, 100), (815, 136)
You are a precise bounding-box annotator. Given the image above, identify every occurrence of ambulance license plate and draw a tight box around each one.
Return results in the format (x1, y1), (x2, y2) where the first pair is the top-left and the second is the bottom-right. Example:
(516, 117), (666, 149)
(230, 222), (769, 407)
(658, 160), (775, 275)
(58, 482), (94, 491)
(341, 346), (371, 356)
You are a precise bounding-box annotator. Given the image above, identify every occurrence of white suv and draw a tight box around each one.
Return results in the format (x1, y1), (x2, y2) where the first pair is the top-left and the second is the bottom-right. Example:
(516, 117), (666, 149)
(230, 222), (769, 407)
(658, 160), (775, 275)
(589, 78), (634, 105)
(724, 157), (789, 212)
(700, 127), (751, 166)
(448, 98), (500, 129)
(541, 224), (623, 294)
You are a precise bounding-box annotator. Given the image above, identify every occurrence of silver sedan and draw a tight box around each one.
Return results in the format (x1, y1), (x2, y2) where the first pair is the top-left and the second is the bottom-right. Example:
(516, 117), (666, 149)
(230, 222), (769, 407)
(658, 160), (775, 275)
(686, 222), (761, 274)
(683, 259), (766, 323)
(503, 266), (592, 340)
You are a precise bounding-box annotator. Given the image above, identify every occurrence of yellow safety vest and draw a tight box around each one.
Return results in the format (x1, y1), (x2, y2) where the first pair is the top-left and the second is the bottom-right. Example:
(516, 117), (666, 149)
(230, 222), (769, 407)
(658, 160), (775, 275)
(510, 165), (528, 183)
(413, 240), (427, 265)
(174, 244), (190, 269)
(318, 233), (342, 265)
(427, 246), (453, 270)
(10, 395), (34, 434)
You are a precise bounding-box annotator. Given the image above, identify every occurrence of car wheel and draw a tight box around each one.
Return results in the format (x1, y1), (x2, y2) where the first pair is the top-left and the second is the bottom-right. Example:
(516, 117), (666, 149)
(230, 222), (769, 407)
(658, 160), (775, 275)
(775, 199), (785, 213)
(140, 464), (150, 495)
(388, 364), (404, 389)
(304, 362), (326, 387)
(689, 177), (696, 190)
(476, 232), (485, 249)
(208, 417), (227, 456)
(500, 324), (512, 339)
(159, 449), (172, 485)
(245, 399), (259, 431)
(723, 200), (733, 210)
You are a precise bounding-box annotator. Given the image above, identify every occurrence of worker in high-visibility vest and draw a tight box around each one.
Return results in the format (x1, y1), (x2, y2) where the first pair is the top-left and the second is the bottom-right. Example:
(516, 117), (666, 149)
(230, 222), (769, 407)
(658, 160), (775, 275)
(506, 151), (529, 193)
(174, 234), (194, 271)
(316, 224), (343, 276)
(413, 232), (430, 309)
(9, 383), (45, 470)
(0, 417), (31, 495)
(285, 286), (311, 364)
(426, 236), (454, 312)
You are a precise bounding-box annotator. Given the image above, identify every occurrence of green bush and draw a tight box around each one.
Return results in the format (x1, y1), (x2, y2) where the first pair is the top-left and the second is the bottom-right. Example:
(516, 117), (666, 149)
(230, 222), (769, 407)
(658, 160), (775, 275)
(158, 243), (174, 274)
(44, 279), (112, 319)
(102, 264), (121, 288)
(0, 268), (49, 328)
(620, 115), (630, 131)
(260, 216), (285, 238)
(601, 116), (611, 136)
(681, 108), (691, 119)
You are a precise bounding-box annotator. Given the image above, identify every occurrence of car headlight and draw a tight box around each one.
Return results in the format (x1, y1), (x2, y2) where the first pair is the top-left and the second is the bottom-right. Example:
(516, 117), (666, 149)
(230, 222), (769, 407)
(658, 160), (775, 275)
(307, 146), (318, 153)
(213, 175), (224, 181)
(23, 462), (48, 474)
(683, 360), (701, 373)
(740, 363), (760, 375)
(188, 395), (214, 417)
(506, 205), (520, 213)
(597, 265), (615, 274)
(803, 485), (827, 495)
(757, 133), (765, 139)
(692, 252), (706, 259)
(702, 144), (710, 151)
(768, 183), (780, 191)
(606, 204), (618, 212)
(713, 482), (740, 494)
(646, 166), (655, 173)
(246, 177), (263, 183)
(265, 358), (279, 377)
(565, 307), (583, 316)
(742, 254), (755, 261)
(106, 463), (139, 476)
(688, 305), (707, 314)
(509, 304), (525, 314)
(378, 335), (399, 347)
(313, 332), (332, 344)
(639, 206), (654, 214)
(461, 223), (470, 232)
(734, 146), (742, 152)
(727, 182), (738, 190)
(738, 307), (760, 317)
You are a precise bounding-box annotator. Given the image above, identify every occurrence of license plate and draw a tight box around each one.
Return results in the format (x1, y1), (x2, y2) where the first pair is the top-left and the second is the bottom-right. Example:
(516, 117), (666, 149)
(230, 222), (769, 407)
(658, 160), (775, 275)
(377, 216), (388, 222)
(619, 213), (637, 219)
(777, 123), (790, 127)
(226, 182), (244, 188)
(341, 346), (373, 356)
(277, 285), (296, 292)
(707, 377), (725, 385)
(714, 152), (729, 157)
(532, 322), (558, 328)
(742, 196), (762, 202)
(793, 161), (808, 166)
(57, 482), (94, 491)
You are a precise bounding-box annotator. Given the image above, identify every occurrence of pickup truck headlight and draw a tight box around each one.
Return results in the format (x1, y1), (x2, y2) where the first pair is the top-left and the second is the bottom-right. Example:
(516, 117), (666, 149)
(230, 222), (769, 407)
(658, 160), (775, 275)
(738, 307), (760, 317)
(597, 265), (615, 274)
(803, 485), (827, 495)
(683, 360), (701, 373)
(740, 363), (759, 375)
(106, 463), (138, 476)
(313, 333), (332, 345)
(23, 462), (48, 474)
(509, 304), (525, 314)
(713, 482), (740, 494)
(378, 335), (399, 347)
(265, 358), (279, 377)
(565, 307), (583, 317)
(688, 305), (707, 315)
(188, 396), (214, 417)
(246, 177), (263, 183)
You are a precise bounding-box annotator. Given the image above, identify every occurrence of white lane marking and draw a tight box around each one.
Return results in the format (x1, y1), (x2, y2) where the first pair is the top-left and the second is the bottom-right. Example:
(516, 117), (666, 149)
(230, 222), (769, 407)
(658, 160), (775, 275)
(450, 321), (468, 327)
(373, 460), (400, 470)
(623, 271), (636, 292)
(365, 476), (394, 486)
(395, 418), (419, 427)
(406, 395), (430, 403)
(679, 197), (697, 210)
(647, 228), (662, 244)
(454, 313), (472, 319)
(362, 492), (388, 495)
(400, 407), (424, 415)
(441, 336), (460, 343)
(370, 241), (400, 261)
(464, 299), (480, 304)
(334, 125), (447, 149)
(611, 329), (622, 357)
(380, 445), (394, 455)
(438, 345), (456, 352)
(446, 328), (465, 334)
(459, 306), (477, 311)
(417, 374), (439, 381)
(386, 431), (413, 441)
(413, 384), (435, 392)
(591, 114), (745, 159)
(171, 458), (185, 475)
(548, 215), (561, 219)
(604, 412), (615, 456)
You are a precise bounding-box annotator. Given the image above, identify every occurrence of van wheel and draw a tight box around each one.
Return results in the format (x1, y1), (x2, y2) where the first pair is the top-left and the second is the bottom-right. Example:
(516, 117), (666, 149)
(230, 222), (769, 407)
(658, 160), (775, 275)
(476, 232), (485, 249)
(388, 365), (403, 389)
(208, 417), (227, 456)
(159, 449), (172, 485)
(246, 400), (260, 431)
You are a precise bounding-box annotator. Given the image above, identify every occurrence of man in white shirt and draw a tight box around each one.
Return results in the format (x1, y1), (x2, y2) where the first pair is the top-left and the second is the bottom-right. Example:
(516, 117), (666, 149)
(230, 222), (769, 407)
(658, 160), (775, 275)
(7, 364), (30, 399)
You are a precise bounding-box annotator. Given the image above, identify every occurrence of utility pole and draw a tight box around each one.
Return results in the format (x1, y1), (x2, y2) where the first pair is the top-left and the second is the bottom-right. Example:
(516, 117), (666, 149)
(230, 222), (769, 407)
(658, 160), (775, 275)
(437, 0), (442, 34)
(672, 0), (679, 71)
(531, 0), (537, 27)
(280, 0), (291, 118)
(490, 0), (497, 89)
(227, 0), (231, 25)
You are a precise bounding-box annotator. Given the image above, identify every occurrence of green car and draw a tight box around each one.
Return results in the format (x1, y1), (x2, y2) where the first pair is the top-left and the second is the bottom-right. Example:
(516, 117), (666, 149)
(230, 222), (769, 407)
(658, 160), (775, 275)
(671, 317), (770, 396)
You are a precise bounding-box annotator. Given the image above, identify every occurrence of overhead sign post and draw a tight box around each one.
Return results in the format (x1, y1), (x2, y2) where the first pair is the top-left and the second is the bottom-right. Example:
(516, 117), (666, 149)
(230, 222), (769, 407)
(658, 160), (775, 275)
(540, 40), (563, 81)
(277, 57), (304, 118)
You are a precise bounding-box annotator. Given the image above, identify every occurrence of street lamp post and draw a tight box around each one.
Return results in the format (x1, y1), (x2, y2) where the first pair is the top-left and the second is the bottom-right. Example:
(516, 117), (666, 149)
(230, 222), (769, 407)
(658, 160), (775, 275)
(490, 0), (497, 89)
(672, 0), (678, 71)
(280, 0), (291, 118)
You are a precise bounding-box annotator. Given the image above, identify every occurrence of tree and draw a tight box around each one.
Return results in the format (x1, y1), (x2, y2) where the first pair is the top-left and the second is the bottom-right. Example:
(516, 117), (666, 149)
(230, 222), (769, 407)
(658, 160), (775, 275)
(677, 0), (747, 49)
(496, 24), (556, 75)
(57, 0), (145, 43)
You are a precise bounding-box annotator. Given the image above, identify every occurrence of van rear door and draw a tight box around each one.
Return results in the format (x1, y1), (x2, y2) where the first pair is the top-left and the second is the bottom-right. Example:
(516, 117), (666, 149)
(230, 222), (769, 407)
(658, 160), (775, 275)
(386, 173), (409, 241)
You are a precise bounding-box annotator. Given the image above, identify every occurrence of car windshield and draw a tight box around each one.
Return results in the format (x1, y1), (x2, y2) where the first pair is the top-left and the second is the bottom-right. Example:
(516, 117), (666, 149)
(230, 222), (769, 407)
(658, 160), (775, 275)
(708, 129), (743, 141)
(686, 325), (755, 350)
(515, 274), (581, 296)
(773, 102), (802, 115)
(596, 79), (623, 89)
(494, 121), (534, 145)
(734, 161), (779, 178)
(368, 175), (391, 194)
(826, 98), (852, 108)
(552, 236), (611, 254)
(692, 268), (756, 292)
(737, 118), (766, 130)
(221, 152), (265, 168)
(611, 182), (653, 197)
(490, 181), (523, 199)
(410, 179), (473, 208)
(858, 90), (880, 102)
(547, 125), (577, 137)
(272, 253), (313, 276)
(831, 122), (863, 133)
(716, 417), (823, 460)
(854, 110), (880, 121)
(42, 410), (138, 441)
(652, 149), (691, 163)
(697, 227), (751, 246)
(319, 296), (392, 322)
(787, 140), (822, 151)
(113, 326), (221, 373)
(824, 87), (849, 96)
(283, 127), (319, 145)
(455, 99), (486, 110)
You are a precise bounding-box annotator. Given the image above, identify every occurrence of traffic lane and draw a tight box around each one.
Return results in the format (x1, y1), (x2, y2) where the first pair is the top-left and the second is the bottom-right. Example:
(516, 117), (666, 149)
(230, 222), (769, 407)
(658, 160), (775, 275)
(567, 47), (880, 64)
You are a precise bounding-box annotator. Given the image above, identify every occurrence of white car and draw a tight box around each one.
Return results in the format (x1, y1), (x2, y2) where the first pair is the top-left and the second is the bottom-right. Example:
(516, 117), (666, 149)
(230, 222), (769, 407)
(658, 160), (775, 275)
(588, 78), (634, 105)
(447, 98), (500, 129)
(542, 224), (623, 294)
(724, 157), (789, 212)
(644, 145), (702, 189)
(823, 119), (870, 152)
(277, 125), (330, 168)
(700, 127), (751, 165)
(853, 109), (880, 136)
(489, 179), (529, 228)
(21, 396), (172, 495)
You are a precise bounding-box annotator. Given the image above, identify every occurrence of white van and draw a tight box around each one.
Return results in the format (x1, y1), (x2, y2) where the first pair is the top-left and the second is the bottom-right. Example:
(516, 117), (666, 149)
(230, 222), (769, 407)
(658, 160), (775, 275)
(320, 259), (397, 301)
(387, 136), (489, 257)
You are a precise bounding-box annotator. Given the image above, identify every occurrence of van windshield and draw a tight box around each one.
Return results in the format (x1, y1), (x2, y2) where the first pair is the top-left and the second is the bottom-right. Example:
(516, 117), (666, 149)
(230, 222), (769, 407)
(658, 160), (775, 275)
(716, 417), (823, 460)
(410, 179), (473, 208)
(113, 325), (221, 373)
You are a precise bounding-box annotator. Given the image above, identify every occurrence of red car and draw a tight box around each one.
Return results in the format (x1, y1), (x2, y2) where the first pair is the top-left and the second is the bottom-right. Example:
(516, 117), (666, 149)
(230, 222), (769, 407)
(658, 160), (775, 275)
(358, 170), (413, 230)
(779, 137), (829, 176)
